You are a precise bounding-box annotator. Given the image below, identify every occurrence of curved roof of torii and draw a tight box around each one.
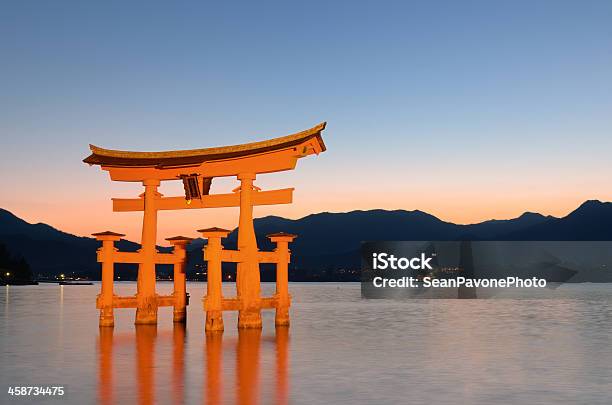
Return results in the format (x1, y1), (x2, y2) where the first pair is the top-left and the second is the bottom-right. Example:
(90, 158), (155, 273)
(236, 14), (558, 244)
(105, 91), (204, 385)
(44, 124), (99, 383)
(83, 122), (326, 168)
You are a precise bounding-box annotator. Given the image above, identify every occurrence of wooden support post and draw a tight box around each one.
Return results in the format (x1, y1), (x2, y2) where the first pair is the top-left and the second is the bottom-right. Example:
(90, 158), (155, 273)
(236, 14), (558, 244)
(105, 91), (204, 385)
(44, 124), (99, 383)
(200, 228), (230, 332)
(236, 173), (262, 329)
(267, 233), (297, 326)
(166, 236), (193, 323)
(93, 231), (125, 327)
(136, 179), (160, 325)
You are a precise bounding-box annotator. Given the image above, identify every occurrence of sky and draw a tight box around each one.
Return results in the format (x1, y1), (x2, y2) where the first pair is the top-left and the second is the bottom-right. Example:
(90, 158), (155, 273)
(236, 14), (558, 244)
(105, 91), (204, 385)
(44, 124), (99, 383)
(1, 1), (611, 244)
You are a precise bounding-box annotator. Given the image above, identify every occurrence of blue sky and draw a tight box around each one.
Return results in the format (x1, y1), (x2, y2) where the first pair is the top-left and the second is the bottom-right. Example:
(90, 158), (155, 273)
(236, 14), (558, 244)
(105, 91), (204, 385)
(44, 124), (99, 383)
(1, 1), (611, 240)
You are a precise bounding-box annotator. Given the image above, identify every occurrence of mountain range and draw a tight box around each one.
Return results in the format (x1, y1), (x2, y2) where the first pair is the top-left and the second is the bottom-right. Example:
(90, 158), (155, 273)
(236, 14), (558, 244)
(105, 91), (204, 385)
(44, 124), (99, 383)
(1, 200), (612, 281)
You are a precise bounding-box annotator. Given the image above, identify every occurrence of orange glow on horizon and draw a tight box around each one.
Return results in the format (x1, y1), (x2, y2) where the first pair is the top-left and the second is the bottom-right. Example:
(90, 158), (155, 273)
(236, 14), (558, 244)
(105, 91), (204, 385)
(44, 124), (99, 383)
(3, 190), (611, 245)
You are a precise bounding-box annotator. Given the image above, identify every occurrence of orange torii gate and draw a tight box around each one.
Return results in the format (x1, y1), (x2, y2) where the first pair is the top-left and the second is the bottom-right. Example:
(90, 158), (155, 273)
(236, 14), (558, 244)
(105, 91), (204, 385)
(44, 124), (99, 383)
(85, 123), (326, 329)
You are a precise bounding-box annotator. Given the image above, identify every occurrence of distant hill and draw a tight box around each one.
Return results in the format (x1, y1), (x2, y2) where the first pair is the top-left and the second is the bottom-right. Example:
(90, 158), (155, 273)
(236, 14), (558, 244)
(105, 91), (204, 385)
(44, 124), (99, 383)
(500, 200), (612, 240)
(186, 200), (612, 280)
(0, 209), (145, 279)
(1, 200), (612, 281)
(186, 209), (550, 272)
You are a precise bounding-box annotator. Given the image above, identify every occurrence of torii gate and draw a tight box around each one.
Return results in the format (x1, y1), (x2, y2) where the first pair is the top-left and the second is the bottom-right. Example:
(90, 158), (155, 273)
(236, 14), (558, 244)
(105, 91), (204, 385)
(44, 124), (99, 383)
(85, 122), (327, 329)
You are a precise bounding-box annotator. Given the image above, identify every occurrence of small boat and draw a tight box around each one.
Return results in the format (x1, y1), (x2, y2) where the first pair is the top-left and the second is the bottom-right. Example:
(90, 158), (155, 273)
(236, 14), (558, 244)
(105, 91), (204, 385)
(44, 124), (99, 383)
(59, 281), (94, 286)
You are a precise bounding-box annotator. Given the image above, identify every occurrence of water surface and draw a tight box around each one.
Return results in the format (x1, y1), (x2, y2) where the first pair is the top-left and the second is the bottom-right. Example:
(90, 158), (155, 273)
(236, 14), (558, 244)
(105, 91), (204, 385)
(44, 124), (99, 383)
(1, 282), (612, 404)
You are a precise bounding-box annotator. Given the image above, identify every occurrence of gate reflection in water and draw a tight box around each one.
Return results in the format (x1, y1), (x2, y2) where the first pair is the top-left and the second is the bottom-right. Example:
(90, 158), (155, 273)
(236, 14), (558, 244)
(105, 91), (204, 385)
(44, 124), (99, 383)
(97, 324), (289, 404)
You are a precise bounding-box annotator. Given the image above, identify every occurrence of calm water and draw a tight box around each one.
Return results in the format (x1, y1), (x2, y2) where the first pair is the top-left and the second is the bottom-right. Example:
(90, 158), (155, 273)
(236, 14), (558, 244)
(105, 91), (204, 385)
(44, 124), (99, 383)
(1, 282), (612, 404)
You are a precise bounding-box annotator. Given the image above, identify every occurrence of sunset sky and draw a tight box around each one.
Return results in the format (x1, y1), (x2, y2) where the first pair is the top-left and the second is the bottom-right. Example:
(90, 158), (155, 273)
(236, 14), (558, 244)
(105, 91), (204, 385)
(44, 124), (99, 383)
(1, 1), (611, 243)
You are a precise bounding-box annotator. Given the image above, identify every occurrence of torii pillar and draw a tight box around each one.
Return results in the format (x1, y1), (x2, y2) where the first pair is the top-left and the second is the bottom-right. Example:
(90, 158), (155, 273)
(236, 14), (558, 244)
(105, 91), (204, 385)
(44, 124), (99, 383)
(166, 236), (193, 323)
(135, 179), (160, 325)
(200, 227), (229, 332)
(236, 173), (262, 329)
(94, 231), (124, 327)
(268, 232), (296, 326)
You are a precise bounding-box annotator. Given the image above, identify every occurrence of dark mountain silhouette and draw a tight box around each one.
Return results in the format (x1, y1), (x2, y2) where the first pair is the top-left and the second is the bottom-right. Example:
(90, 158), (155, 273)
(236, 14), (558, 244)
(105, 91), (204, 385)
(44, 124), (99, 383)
(1, 200), (611, 280)
(459, 212), (555, 240)
(201, 209), (551, 253)
(500, 200), (612, 240)
(0, 208), (149, 279)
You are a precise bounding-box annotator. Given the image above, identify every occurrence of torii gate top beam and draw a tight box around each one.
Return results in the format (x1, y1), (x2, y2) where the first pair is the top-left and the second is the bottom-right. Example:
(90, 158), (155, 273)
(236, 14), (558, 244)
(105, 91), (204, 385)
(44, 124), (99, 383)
(83, 122), (326, 182)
